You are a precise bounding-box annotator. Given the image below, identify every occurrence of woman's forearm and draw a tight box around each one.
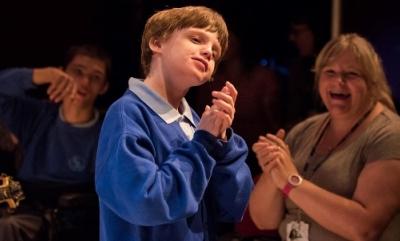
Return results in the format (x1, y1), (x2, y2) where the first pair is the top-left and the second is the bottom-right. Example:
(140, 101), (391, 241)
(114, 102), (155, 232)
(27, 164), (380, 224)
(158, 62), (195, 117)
(249, 173), (284, 229)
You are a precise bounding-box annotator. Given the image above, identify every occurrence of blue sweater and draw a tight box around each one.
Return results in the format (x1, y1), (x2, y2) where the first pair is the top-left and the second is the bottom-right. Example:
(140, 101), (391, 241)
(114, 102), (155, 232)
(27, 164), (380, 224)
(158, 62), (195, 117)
(0, 68), (100, 185)
(95, 78), (253, 241)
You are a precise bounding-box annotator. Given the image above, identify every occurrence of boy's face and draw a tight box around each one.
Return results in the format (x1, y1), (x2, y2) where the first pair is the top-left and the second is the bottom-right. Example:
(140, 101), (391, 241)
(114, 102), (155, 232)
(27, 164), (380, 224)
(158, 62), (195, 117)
(64, 54), (108, 108)
(155, 27), (222, 87)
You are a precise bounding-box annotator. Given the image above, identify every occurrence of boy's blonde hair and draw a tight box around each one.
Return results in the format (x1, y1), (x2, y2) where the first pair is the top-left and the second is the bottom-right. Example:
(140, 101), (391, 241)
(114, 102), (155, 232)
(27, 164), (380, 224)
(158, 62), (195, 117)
(140, 6), (229, 76)
(314, 33), (395, 111)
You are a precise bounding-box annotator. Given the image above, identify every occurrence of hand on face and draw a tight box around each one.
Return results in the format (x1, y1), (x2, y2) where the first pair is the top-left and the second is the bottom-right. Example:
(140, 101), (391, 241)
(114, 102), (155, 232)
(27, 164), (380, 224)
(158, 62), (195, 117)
(252, 129), (299, 189)
(197, 81), (237, 139)
(33, 67), (77, 103)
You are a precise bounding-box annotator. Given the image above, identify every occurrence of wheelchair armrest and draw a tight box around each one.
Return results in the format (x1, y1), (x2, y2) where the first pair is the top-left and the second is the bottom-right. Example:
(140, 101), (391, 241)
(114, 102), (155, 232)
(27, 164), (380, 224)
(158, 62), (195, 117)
(57, 192), (98, 208)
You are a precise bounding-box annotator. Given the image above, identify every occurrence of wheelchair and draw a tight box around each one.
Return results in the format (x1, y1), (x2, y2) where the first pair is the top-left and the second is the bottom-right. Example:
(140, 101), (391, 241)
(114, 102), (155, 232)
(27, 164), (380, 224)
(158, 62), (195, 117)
(24, 182), (99, 241)
(44, 191), (99, 241)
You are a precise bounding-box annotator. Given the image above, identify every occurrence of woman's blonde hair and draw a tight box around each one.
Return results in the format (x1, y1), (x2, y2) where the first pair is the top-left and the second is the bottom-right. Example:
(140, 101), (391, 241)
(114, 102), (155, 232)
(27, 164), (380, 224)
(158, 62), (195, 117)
(140, 6), (229, 76)
(314, 33), (395, 111)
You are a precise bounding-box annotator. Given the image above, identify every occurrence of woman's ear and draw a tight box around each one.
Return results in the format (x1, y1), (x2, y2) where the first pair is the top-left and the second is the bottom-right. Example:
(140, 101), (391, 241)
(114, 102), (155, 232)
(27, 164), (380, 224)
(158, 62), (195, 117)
(149, 37), (162, 53)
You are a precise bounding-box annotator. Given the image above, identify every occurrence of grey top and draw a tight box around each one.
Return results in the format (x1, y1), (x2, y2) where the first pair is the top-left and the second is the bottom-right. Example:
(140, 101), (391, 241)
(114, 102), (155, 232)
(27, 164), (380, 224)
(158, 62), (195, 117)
(278, 107), (400, 241)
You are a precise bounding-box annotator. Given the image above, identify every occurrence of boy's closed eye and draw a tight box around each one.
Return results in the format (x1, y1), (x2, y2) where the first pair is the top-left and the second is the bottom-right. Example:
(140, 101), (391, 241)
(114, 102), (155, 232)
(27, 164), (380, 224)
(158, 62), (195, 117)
(191, 36), (201, 44)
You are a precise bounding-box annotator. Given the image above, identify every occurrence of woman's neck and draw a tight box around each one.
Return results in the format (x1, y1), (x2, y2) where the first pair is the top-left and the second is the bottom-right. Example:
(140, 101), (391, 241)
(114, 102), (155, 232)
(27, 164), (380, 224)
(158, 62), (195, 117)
(330, 103), (377, 134)
(316, 102), (379, 155)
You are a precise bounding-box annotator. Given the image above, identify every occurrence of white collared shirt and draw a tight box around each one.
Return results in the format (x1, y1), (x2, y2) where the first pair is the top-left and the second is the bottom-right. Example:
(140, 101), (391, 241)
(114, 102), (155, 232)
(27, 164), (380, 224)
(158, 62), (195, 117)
(128, 77), (196, 139)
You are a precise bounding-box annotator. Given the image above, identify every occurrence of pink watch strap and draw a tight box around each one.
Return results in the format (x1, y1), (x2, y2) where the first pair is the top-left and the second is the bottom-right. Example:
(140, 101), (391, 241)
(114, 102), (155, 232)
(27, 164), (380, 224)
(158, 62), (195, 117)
(282, 182), (293, 198)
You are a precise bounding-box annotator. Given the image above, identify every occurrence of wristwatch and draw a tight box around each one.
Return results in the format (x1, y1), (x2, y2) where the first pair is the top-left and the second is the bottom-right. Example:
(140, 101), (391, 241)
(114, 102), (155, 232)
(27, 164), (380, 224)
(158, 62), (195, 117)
(282, 174), (303, 198)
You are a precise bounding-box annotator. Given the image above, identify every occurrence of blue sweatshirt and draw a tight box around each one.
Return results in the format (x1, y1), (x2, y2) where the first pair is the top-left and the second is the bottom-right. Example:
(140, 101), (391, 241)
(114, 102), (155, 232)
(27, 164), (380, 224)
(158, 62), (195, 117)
(0, 68), (100, 185)
(95, 78), (253, 241)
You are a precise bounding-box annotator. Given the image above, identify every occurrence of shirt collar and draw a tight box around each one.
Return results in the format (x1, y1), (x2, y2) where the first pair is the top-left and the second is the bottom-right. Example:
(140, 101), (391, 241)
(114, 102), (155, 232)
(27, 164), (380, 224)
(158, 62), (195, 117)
(128, 77), (195, 126)
(58, 107), (99, 128)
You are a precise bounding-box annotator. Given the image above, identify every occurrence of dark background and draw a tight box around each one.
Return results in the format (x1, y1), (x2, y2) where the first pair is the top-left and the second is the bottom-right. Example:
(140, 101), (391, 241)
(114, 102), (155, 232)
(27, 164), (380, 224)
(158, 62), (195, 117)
(1, 0), (399, 107)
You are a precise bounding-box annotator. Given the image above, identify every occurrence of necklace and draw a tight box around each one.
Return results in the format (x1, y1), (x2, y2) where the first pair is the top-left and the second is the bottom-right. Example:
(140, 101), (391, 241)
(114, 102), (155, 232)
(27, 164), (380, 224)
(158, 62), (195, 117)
(303, 106), (374, 176)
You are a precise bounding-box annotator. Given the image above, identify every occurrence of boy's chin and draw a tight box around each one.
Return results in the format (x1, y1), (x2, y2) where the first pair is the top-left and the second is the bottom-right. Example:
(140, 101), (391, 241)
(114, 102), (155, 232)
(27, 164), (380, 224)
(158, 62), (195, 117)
(198, 77), (212, 85)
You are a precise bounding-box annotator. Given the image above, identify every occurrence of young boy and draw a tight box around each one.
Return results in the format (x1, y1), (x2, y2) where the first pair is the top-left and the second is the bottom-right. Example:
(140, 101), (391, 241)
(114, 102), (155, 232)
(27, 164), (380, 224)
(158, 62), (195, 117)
(0, 45), (110, 241)
(95, 6), (253, 241)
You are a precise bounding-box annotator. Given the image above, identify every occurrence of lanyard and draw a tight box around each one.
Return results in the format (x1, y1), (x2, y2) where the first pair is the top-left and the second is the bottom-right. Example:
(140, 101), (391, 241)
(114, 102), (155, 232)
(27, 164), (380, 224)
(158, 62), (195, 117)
(303, 107), (373, 178)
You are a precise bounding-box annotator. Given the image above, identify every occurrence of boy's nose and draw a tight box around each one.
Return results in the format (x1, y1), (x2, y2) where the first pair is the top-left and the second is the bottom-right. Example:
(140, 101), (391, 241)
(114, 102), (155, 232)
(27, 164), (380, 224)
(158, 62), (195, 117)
(78, 75), (91, 87)
(201, 47), (212, 61)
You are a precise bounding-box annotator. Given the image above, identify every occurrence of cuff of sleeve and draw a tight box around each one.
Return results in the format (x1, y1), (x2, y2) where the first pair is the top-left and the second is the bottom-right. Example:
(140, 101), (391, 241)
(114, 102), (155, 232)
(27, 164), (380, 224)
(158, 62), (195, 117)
(21, 68), (36, 89)
(192, 130), (223, 158)
(224, 128), (233, 141)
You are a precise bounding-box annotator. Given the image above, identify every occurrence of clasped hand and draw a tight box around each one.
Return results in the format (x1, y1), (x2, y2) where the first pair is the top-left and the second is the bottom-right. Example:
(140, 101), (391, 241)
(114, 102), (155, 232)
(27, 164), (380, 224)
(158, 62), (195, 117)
(197, 81), (237, 140)
(252, 129), (300, 190)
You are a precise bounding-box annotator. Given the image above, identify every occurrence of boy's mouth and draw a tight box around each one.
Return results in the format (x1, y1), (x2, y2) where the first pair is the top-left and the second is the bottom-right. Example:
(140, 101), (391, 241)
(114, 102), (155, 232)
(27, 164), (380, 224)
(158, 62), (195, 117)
(73, 90), (88, 99)
(192, 57), (208, 72)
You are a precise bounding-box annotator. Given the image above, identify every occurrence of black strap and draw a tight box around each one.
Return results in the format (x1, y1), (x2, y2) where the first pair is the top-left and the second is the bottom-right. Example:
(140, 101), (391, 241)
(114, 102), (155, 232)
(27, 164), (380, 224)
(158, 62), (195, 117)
(304, 107), (374, 177)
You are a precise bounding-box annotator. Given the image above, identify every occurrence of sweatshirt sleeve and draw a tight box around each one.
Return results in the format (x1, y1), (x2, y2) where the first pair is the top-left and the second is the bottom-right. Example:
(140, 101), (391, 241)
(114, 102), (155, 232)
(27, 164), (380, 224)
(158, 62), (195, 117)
(0, 68), (51, 142)
(0, 68), (36, 97)
(206, 129), (254, 222)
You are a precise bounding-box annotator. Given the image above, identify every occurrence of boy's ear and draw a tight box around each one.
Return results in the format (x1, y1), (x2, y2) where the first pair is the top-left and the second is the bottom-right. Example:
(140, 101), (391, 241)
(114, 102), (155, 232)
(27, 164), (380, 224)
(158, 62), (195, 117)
(149, 37), (162, 53)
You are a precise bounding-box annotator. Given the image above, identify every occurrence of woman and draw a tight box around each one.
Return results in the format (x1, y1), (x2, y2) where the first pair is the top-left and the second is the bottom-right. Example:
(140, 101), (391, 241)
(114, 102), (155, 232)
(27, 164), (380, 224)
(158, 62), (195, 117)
(249, 33), (400, 241)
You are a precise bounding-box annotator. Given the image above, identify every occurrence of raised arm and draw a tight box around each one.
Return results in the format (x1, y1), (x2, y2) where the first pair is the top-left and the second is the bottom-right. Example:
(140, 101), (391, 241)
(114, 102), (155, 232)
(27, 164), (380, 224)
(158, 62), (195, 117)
(249, 129), (286, 229)
(0, 67), (76, 102)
